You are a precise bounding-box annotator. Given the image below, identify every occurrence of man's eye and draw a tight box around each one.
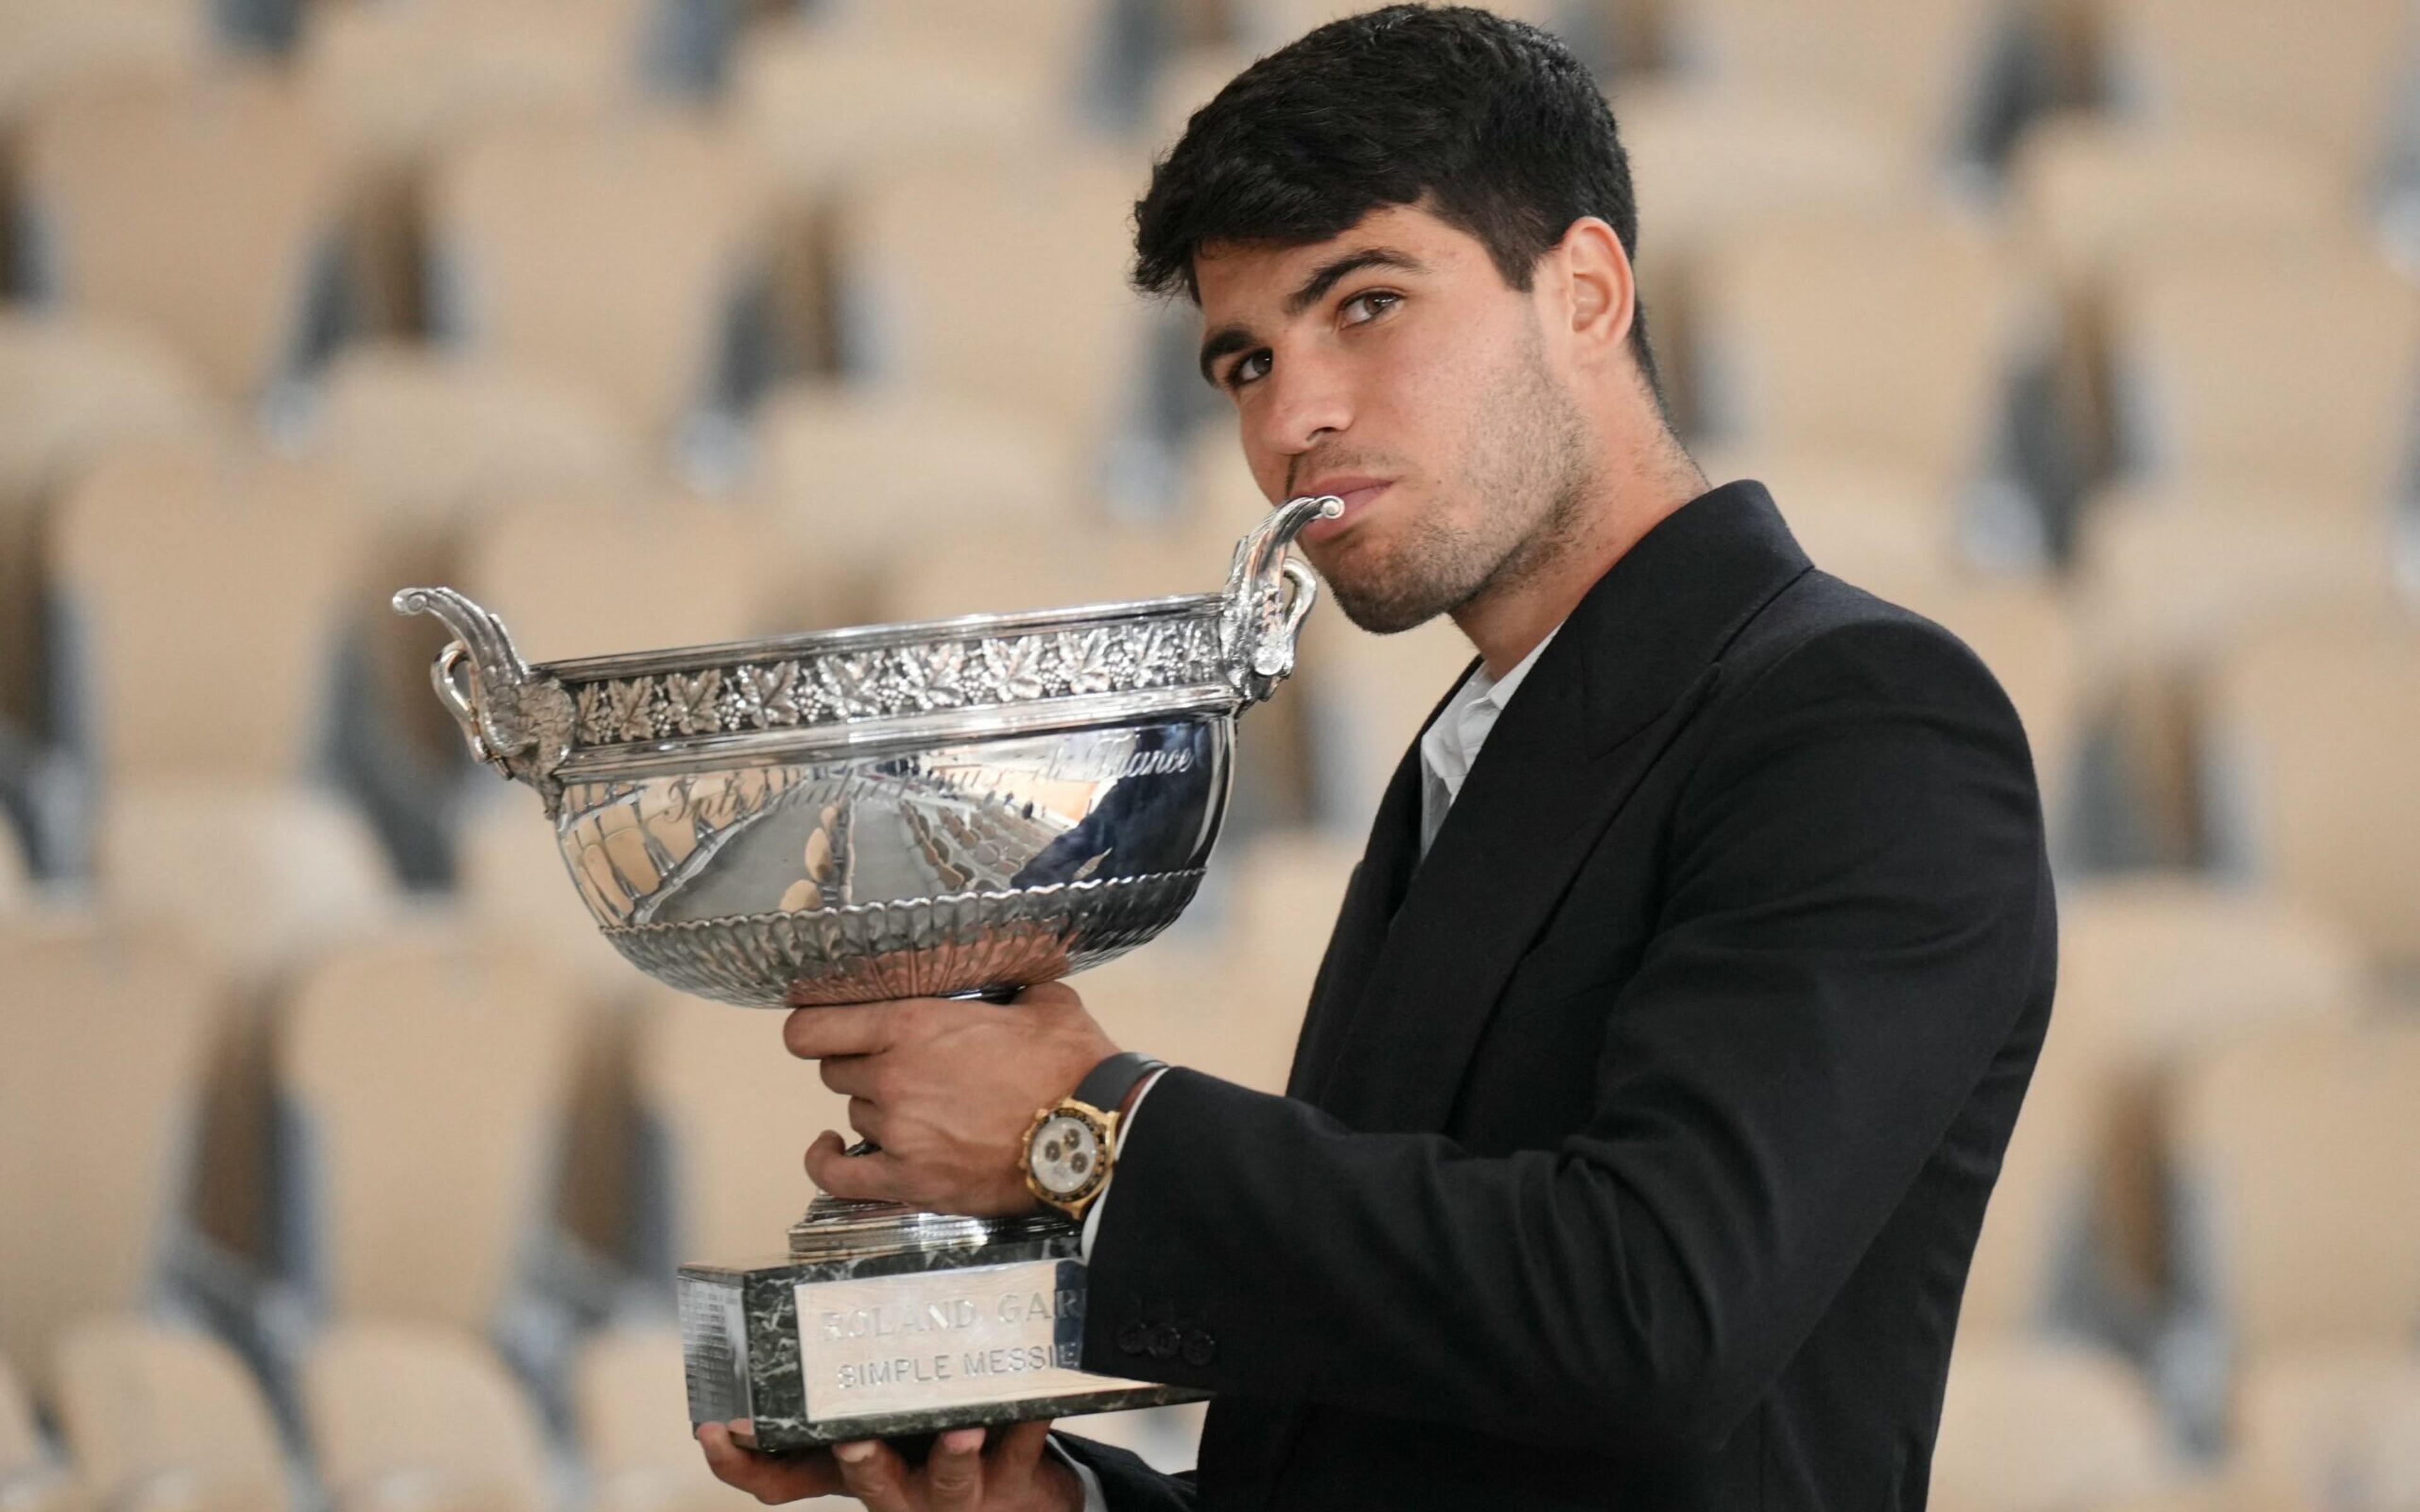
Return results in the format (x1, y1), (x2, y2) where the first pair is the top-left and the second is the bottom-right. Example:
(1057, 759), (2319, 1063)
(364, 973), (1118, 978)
(1341, 290), (1400, 324)
(1227, 351), (1272, 389)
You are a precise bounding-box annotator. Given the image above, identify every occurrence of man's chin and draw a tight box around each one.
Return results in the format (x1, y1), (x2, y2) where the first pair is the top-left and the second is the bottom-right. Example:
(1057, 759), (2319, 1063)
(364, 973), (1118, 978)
(1327, 581), (1451, 637)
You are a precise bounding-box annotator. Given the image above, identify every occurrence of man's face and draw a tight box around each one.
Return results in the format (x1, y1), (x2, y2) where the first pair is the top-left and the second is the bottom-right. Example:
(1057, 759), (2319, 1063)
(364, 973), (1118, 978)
(1193, 204), (1595, 634)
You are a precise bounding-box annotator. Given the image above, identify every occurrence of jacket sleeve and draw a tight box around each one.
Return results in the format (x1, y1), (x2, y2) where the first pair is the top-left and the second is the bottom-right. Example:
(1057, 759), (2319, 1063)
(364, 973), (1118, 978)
(1075, 618), (2051, 1457)
(1050, 1435), (1199, 1512)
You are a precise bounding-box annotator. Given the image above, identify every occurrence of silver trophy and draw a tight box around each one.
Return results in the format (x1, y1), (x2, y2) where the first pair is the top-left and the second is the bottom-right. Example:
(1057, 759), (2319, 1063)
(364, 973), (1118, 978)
(395, 494), (1339, 1450)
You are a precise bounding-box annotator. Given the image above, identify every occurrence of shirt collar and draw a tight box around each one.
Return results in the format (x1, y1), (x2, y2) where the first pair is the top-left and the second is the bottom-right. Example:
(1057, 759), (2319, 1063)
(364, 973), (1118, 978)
(1461, 624), (1560, 715)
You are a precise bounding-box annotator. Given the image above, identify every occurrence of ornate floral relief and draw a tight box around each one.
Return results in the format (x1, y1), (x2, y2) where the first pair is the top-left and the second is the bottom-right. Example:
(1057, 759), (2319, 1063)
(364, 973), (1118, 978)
(665, 669), (723, 736)
(556, 615), (1226, 752)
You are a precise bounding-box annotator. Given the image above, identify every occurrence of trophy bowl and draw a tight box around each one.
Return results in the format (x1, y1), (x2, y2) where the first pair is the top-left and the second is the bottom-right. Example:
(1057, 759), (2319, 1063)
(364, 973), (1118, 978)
(396, 495), (1340, 1012)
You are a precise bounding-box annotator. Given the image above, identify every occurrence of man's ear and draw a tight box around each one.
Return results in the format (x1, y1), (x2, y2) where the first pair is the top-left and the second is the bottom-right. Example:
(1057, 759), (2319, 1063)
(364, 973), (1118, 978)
(1554, 217), (1637, 362)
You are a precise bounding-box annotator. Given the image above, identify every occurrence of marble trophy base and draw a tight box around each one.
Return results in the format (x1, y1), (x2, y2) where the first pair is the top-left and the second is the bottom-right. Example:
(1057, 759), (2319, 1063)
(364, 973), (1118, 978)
(679, 1196), (1206, 1451)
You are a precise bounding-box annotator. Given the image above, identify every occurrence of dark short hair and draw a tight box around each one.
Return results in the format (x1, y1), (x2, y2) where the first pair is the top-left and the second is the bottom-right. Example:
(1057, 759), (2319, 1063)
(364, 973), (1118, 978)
(1133, 4), (1661, 397)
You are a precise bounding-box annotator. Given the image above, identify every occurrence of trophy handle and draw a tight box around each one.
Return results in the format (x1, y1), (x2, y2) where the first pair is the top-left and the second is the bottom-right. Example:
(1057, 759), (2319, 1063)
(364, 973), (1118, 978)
(1219, 494), (1341, 706)
(392, 586), (577, 810)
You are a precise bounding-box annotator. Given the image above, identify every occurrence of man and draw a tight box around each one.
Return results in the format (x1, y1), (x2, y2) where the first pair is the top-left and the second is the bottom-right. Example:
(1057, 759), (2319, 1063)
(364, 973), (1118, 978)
(701, 8), (2054, 1508)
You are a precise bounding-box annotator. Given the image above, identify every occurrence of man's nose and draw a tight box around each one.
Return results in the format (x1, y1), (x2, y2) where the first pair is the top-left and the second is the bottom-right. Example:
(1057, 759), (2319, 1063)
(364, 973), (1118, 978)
(1252, 352), (1352, 463)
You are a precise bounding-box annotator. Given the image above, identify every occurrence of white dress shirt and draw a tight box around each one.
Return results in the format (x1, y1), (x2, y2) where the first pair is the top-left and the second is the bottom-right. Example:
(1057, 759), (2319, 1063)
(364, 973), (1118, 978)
(1417, 627), (1558, 856)
(1057, 626), (1560, 1510)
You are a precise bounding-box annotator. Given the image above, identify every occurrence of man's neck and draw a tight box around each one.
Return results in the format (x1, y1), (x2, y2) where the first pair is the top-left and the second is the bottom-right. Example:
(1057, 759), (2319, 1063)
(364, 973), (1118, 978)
(1453, 447), (1707, 679)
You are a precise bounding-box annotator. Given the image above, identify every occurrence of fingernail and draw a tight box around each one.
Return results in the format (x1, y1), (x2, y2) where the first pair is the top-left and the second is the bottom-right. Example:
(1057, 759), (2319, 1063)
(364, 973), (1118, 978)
(942, 1428), (985, 1451)
(834, 1440), (875, 1463)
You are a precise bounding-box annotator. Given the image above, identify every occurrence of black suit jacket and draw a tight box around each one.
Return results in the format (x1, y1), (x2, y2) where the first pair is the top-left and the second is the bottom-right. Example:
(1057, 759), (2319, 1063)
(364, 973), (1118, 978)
(1060, 482), (2056, 1510)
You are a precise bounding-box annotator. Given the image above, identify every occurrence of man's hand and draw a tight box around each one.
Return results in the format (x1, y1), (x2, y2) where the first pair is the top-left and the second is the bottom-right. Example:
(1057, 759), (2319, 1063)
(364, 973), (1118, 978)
(697, 1419), (1083, 1509)
(785, 982), (1119, 1215)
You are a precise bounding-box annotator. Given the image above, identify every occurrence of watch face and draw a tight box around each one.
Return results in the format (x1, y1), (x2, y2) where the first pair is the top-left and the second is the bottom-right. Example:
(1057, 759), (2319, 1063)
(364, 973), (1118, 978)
(1028, 1111), (1104, 1199)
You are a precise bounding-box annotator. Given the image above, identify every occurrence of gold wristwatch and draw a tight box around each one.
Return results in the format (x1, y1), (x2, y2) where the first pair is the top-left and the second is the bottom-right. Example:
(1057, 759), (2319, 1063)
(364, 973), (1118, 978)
(1023, 1053), (1166, 1220)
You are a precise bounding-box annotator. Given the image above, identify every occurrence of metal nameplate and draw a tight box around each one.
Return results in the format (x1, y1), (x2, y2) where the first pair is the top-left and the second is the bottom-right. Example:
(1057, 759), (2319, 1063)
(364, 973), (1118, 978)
(795, 1259), (1126, 1424)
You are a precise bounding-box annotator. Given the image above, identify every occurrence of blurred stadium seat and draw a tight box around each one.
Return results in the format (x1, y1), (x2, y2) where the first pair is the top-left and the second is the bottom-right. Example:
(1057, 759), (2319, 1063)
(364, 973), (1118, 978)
(0, 921), (226, 1397)
(1929, 1337), (2179, 1512)
(2072, 484), (2403, 862)
(2095, 0), (2416, 168)
(309, 345), (647, 535)
(0, 0), (207, 128)
(2046, 879), (2367, 1305)
(47, 443), (371, 785)
(1141, 43), (1258, 154)
(52, 1318), (292, 1512)
(302, 1320), (553, 1512)
(0, 1348), (83, 1512)
(20, 65), (350, 406)
(738, 19), (1064, 202)
(875, 520), (1221, 625)
(1689, 207), (2043, 496)
(2169, 1021), (2420, 1372)
(299, 0), (652, 335)
(425, 109), (777, 466)
(301, 0), (642, 170)
(1715, 452), (1970, 583)
(781, 0), (1117, 142)
(2075, 483), (2402, 687)
(93, 779), (396, 985)
(456, 495), (817, 667)
(2007, 119), (2349, 280)
(1615, 84), (1928, 435)
(278, 932), (602, 1364)
(2204, 612), (2420, 963)
(751, 383), (1090, 587)
(831, 148), (1153, 486)
(2105, 244), (2420, 503)
(1668, 0), (2021, 165)
(0, 313), (217, 740)
(2232, 1352), (2420, 1512)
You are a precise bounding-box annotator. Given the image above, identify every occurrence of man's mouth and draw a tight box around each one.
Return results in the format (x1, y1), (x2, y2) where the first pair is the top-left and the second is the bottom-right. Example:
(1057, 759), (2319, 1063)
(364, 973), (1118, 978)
(1294, 479), (1391, 544)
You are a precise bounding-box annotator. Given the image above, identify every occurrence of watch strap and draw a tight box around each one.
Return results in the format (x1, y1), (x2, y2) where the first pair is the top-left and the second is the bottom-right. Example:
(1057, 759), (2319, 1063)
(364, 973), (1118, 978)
(1073, 1051), (1166, 1119)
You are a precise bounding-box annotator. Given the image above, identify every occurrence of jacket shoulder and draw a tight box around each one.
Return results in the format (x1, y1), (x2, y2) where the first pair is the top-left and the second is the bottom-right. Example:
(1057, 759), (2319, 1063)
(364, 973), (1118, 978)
(1715, 567), (2016, 719)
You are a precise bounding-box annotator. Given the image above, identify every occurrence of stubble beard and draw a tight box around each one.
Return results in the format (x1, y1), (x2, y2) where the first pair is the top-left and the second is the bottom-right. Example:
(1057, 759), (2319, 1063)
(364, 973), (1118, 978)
(1321, 325), (1596, 636)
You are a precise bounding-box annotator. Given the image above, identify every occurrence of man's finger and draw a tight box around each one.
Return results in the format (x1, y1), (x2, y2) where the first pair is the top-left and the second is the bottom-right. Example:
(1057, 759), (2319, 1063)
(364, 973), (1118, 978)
(696, 1421), (839, 1502)
(926, 1426), (988, 1511)
(805, 1131), (911, 1200)
(992, 1418), (1054, 1468)
(831, 1438), (910, 1512)
(783, 1004), (894, 1060)
(844, 1096), (885, 1146)
(819, 1053), (878, 1099)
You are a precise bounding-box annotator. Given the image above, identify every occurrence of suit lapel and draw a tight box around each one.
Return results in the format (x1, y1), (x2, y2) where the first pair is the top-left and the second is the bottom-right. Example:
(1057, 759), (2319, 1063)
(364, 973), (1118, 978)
(1286, 680), (1460, 1101)
(1306, 482), (1814, 1133)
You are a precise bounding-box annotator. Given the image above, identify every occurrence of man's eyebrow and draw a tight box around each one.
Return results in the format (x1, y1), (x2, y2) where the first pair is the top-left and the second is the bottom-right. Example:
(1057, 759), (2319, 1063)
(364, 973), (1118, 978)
(1284, 246), (1427, 318)
(1198, 323), (1258, 386)
(1195, 246), (1432, 386)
